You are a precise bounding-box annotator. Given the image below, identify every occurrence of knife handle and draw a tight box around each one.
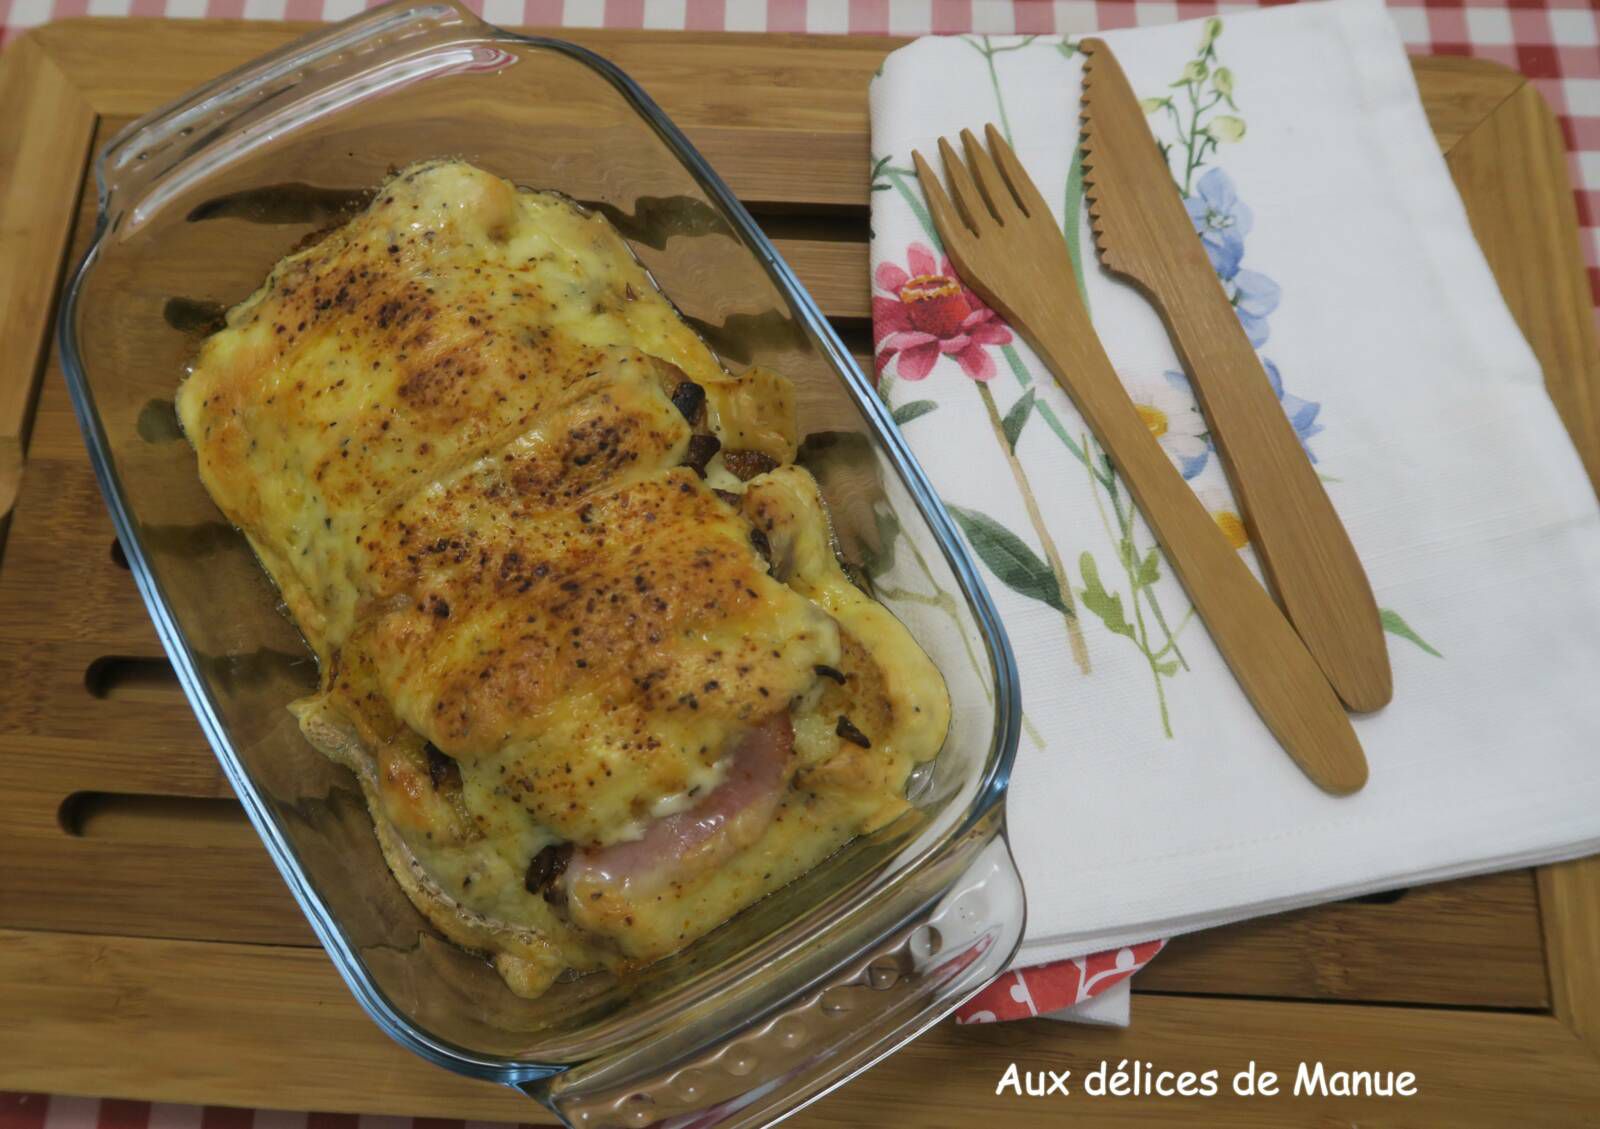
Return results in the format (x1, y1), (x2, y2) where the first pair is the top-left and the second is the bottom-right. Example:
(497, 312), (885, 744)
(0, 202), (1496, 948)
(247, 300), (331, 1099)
(1152, 266), (1392, 713)
(1018, 312), (1369, 794)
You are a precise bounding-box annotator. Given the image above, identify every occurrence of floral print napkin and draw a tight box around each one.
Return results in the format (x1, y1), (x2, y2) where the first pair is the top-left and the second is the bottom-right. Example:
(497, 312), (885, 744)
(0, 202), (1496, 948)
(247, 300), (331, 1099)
(869, 0), (1600, 1013)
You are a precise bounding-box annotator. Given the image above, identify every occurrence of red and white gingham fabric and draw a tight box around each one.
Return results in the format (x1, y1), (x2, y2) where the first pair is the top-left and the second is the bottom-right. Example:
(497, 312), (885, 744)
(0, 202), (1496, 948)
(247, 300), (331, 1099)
(0, 1094), (540, 1129)
(0, 0), (1595, 1120)
(0, 0), (1595, 311)
(954, 939), (1166, 1023)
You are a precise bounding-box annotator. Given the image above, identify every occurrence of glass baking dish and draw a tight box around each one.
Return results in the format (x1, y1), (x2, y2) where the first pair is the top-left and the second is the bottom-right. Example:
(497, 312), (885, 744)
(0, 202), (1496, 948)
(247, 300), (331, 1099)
(57, 3), (1024, 1124)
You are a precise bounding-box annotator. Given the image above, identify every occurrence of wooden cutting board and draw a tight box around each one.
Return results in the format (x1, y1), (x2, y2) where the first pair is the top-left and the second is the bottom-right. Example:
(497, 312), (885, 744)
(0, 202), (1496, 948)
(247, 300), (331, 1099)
(3, 19), (1600, 1126)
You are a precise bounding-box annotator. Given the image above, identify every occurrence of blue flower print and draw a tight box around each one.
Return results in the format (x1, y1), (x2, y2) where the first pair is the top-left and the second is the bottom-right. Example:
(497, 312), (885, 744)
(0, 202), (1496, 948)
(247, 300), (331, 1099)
(1262, 358), (1322, 459)
(1162, 360), (1320, 470)
(1184, 168), (1254, 279)
(1225, 268), (1280, 347)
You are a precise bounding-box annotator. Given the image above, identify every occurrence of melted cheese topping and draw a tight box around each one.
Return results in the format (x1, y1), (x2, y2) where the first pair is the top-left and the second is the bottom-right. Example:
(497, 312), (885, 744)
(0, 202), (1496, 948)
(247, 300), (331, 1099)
(178, 159), (950, 997)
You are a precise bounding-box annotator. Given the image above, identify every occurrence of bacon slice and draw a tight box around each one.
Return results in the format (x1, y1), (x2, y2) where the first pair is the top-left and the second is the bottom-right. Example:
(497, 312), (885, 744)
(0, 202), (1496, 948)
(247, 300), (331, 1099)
(565, 713), (794, 901)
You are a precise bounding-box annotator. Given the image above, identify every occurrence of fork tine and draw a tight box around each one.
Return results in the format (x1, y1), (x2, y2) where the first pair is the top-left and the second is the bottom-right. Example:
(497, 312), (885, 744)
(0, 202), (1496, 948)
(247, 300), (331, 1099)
(984, 123), (1053, 220)
(935, 136), (993, 234)
(912, 148), (975, 254)
(960, 127), (1022, 221)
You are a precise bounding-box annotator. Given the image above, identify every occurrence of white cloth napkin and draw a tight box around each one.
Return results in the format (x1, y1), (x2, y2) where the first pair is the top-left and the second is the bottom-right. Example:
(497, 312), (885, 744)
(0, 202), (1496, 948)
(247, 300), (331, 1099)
(868, 0), (1600, 969)
(1046, 980), (1130, 1026)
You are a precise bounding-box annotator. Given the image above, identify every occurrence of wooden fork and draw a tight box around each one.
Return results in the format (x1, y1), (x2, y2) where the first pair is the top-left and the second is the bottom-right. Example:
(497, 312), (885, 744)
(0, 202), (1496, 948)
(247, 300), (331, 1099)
(914, 126), (1367, 794)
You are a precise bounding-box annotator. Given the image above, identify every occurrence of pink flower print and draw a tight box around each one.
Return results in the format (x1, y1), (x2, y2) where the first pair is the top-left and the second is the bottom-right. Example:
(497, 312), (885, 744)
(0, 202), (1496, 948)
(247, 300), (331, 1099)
(872, 243), (1012, 382)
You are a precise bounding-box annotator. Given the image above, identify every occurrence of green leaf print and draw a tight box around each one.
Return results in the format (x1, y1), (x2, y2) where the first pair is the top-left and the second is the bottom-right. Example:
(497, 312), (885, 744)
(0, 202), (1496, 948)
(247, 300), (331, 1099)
(1078, 552), (1135, 640)
(892, 399), (939, 426)
(1137, 546), (1162, 588)
(1063, 135), (1090, 302)
(948, 505), (1067, 613)
(1380, 609), (1443, 658)
(963, 36), (1042, 145)
(1000, 387), (1036, 452)
(869, 154), (893, 193)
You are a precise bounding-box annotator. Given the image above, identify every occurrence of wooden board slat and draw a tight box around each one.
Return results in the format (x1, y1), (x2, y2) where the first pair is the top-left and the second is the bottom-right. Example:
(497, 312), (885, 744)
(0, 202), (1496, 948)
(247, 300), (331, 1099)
(1136, 872), (1548, 1007)
(2, 927), (1596, 1126)
(17, 22), (1523, 213)
(0, 34), (95, 531)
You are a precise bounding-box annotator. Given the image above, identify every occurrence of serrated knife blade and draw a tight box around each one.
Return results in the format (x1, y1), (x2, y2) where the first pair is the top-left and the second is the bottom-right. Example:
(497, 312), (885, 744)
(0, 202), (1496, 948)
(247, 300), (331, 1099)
(1079, 37), (1392, 713)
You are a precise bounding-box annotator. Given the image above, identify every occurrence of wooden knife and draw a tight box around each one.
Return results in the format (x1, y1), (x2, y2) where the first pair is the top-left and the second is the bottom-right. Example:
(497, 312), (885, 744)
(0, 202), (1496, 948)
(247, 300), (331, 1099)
(1079, 37), (1393, 713)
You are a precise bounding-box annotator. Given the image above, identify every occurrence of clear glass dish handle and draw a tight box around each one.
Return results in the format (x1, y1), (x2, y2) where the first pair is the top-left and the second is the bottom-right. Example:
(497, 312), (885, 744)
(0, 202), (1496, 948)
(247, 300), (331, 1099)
(528, 831), (1026, 1129)
(96, 3), (488, 224)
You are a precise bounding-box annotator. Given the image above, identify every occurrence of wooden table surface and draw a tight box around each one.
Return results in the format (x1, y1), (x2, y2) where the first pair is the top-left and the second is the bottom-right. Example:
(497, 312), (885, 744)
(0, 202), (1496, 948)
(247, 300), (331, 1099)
(2, 18), (1600, 1126)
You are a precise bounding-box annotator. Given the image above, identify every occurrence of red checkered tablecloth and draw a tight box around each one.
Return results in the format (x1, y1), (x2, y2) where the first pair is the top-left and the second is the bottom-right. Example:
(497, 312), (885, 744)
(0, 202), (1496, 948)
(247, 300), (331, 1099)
(0, 1094), (538, 1129)
(0, 0), (1595, 309)
(1, 0), (1597, 1124)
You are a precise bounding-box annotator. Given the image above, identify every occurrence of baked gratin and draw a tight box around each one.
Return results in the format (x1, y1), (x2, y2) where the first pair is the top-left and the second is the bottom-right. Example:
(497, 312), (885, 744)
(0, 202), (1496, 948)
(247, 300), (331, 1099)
(177, 159), (950, 997)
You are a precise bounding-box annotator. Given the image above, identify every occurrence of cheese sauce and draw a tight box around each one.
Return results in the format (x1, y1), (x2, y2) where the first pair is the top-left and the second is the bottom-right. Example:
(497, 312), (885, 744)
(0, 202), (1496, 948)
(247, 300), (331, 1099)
(178, 159), (950, 997)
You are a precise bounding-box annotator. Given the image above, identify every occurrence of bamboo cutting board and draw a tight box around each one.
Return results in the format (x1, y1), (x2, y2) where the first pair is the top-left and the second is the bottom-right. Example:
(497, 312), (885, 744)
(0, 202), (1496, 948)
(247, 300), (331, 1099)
(3, 19), (1600, 1126)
